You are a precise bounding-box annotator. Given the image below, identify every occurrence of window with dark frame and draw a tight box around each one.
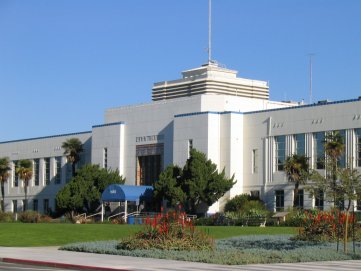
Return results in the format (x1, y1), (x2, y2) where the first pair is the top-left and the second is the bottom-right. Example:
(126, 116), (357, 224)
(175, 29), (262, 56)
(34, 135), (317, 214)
(34, 159), (40, 186)
(295, 189), (304, 209)
(44, 158), (50, 185)
(252, 149), (258, 173)
(275, 136), (286, 171)
(103, 148), (108, 169)
(356, 128), (361, 168)
(314, 132), (325, 169)
(315, 190), (324, 210)
(295, 133), (305, 156)
(55, 157), (62, 184)
(275, 190), (284, 211)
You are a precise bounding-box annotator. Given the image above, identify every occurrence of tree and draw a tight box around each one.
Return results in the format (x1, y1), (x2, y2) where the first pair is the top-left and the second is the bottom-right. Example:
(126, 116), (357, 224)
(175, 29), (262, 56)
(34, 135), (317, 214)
(16, 160), (33, 211)
(338, 167), (361, 253)
(153, 165), (185, 209)
(284, 154), (309, 208)
(62, 138), (83, 177)
(308, 131), (360, 253)
(56, 164), (125, 218)
(181, 149), (235, 214)
(324, 131), (345, 205)
(153, 149), (235, 215)
(0, 157), (11, 212)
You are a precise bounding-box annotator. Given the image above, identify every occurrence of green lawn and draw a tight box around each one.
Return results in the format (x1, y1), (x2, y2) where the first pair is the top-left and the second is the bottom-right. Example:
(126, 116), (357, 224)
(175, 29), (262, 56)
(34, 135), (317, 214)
(0, 223), (298, 247)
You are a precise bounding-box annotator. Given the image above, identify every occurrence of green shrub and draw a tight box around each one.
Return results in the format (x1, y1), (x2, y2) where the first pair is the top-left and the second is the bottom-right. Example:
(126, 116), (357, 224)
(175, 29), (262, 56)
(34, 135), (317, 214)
(193, 216), (214, 226)
(224, 195), (269, 217)
(224, 194), (251, 212)
(18, 211), (41, 223)
(0, 212), (14, 222)
(39, 214), (53, 223)
(118, 210), (214, 251)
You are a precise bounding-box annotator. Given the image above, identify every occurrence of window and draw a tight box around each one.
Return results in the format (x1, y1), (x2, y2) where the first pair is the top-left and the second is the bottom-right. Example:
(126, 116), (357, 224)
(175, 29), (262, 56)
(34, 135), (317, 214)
(337, 130), (346, 168)
(252, 149), (258, 173)
(314, 132), (325, 169)
(103, 148), (108, 169)
(275, 190), (284, 211)
(356, 128), (361, 168)
(275, 136), (286, 171)
(44, 158), (50, 185)
(188, 139), (193, 158)
(33, 199), (38, 212)
(13, 200), (17, 213)
(55, 157), (62, 184)
(295, 189), (304, 209)
(33, 159), (40, 186)
(13, 161), (18, 187)
(66, 163), (72, 183)
(43, 199), (49, 214)
(22, 199), (27, 211)
(250, 190), (260, 199)
(295, 134), (305, 156)
(336, 197), (345, 211)
(315, 190), (324, 210)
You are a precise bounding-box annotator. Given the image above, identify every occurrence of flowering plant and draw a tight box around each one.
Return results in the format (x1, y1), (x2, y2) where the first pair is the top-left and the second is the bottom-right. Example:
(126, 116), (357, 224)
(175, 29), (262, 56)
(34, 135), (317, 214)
(117, 206), (214, 251)
(296, 209), (360, 242)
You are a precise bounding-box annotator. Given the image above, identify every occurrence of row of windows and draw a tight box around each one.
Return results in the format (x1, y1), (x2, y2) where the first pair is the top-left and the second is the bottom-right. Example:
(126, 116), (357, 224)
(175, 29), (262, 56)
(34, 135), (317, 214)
(12, 157), (69, 188)
(274, 189), (360, 212)
(12, 198), (51, 214)
(274, 128), (361, 172)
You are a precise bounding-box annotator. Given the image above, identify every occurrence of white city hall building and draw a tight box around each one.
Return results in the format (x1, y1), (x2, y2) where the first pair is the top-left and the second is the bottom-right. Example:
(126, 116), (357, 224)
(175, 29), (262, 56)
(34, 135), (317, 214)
(1, 62), (361, 214)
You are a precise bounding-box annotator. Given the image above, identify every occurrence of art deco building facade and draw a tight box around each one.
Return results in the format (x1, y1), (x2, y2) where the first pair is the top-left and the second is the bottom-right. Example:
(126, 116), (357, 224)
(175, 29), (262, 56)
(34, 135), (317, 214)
(1, 62), (360, 214)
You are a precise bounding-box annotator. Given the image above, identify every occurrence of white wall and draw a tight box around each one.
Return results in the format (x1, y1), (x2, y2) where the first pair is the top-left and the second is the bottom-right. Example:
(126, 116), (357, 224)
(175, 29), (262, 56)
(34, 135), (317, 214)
(0, 132), (92, 213)
(91, 123), (125, 176)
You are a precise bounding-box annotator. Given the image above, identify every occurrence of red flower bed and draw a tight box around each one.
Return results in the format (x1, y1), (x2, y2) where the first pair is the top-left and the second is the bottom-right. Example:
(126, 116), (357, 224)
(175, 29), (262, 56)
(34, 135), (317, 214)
(297, 209), (360, 242)
(117, 207), (214, 251)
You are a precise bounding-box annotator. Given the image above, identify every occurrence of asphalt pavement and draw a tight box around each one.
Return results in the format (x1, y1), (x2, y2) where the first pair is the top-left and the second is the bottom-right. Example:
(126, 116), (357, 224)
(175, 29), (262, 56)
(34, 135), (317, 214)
(0, 246), (361, 271)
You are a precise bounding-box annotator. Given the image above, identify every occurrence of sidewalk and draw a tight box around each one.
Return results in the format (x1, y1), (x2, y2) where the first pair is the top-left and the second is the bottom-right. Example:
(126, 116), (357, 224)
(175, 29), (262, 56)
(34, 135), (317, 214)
(0, 246), (360, 271)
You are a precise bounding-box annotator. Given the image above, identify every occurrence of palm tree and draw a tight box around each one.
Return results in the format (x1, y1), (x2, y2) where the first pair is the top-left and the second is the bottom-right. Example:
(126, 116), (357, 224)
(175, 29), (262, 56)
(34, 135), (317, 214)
(324, 131), (345, 207)
(324, 131), (344, 167)
(0, 157), (11, 212)
(62, 138), (83, 177)
(16, 160), (33, 211)
(284, 154), (309, 208)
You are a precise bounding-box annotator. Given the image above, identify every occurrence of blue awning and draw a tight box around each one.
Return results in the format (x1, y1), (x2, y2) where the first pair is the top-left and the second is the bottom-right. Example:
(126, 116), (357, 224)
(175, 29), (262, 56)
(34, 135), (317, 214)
(101, 184), (153, 204)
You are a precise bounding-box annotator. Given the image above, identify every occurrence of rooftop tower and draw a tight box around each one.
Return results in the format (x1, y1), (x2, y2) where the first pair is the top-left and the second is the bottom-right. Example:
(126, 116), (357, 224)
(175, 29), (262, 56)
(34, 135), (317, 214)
(152, 62), (269, 101)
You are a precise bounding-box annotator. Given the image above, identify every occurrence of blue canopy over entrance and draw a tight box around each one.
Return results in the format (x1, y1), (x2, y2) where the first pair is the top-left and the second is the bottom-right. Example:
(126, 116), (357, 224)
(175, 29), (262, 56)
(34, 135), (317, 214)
(101, 184), (153, 204)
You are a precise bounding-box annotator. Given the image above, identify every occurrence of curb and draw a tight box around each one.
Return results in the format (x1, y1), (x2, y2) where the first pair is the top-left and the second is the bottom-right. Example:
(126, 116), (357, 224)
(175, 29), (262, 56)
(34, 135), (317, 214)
(1, 258), (131, 271)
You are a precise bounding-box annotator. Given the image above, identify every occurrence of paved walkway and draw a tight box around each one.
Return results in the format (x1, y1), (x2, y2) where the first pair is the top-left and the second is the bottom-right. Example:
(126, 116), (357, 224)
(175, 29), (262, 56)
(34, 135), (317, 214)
(0, 246), (360, 271)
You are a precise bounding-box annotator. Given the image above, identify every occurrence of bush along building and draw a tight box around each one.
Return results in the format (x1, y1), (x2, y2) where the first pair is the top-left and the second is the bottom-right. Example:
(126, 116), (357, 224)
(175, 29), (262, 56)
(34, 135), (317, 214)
(1, 62), (361, 214)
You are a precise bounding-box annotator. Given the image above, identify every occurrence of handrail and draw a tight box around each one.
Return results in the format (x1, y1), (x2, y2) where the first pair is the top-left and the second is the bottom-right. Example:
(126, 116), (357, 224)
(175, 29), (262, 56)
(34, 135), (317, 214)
(107, 212), (125, 221)
(106, 211), (197, 222)
(125, 211), (140, 218)
(87, 211), (102, 219)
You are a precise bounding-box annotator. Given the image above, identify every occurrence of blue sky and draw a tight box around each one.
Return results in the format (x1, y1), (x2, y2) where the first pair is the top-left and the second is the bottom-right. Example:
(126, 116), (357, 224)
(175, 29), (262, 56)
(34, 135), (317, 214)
(1, 0), (360, 142)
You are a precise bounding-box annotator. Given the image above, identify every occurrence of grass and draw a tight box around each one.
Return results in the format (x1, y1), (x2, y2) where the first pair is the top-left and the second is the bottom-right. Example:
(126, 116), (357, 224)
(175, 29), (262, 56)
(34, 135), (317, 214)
(0, 223), (297, 247)
(0, 223), (142, 247)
